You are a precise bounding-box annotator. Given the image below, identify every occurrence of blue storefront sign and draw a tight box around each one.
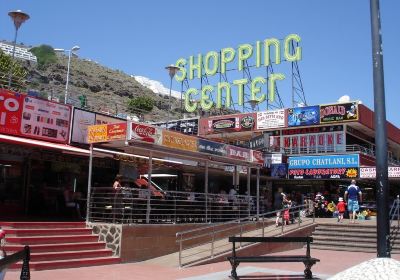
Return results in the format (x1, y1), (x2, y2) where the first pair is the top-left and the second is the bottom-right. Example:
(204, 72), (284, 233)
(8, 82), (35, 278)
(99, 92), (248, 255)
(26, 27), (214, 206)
(287, 106), (320, 127)
(288, 154), (359, 179)
(198, 139), (227, 156)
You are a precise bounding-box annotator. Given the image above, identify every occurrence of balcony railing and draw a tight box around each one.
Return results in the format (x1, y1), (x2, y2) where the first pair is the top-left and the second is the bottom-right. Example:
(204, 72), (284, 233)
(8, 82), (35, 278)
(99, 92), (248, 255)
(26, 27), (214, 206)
(88, 187), (259, 224)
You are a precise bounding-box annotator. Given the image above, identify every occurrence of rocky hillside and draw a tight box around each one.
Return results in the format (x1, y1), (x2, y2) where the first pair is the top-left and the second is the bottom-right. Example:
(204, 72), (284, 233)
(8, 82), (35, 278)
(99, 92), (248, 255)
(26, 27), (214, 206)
(23, 54), (187, 122)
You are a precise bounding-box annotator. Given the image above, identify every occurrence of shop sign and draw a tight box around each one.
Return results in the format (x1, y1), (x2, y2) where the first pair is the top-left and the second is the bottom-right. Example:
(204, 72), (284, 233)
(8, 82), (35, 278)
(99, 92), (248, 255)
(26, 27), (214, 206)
(224, 165), (248, 174)
(256, 109), (285, 129)
(360, 167), (400, 179)
(287, 106), (320, 127)
(211, 117), (237, 130)
(283, 131), (345, 153)
(271, 163), (287, 178)
(240, 115), (255, 129)
(162, 130), (198, 152)
(226, 145), (251, 161)
(87, 122), (127, 143)
(320, 102), (358, 123)
(152, 118), (199, 135)
(87, 124), (108, 143)
(130, 122), (162, 144)
(21, 96), (71, 143)
(0, 89), (24, 136)
(252, 150), (264, 164)
(264, 154), (283, 167)
(198, 139), (226, 156)
(282, 125), (343, 135)
(248, 134), (269, 150)
(71, 108), (96, 143)
(288, 154), (359, 179)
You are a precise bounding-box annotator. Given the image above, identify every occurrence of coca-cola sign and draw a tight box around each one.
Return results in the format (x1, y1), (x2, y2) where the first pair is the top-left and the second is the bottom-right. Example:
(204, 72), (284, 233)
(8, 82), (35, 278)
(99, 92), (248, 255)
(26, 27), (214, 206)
(130, 122), (161, 144)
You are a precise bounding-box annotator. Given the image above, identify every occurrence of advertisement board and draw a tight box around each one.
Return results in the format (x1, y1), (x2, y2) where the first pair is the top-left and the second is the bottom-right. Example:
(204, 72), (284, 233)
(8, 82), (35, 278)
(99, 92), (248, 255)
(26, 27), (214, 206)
(287, 106), (320, 127)
(320, 102), (358, 123)
(130, 122), (162, 144)
(283, 131), (345, 153)
(248, 133), (269, 150)
(200, 113), (256, 135)
(0, 89), (24, 136)
(153, 118), (199, 135)
(211, 117), (238, 130)
(360, 167), (400, 179)
(288, 154), (359, 179)
(71, 109), (96, 143)
(264, 154), (283, 167)
(271, 164), (287, 178)
(198, 139), (226, 156)
(162, 130), (198, 152)
(87, 122), (127, 143)
(21, 96), (71, 143)
(226, 145), (251, 161)
(256, 109), (285, 129)
(251, 150), (264, 164)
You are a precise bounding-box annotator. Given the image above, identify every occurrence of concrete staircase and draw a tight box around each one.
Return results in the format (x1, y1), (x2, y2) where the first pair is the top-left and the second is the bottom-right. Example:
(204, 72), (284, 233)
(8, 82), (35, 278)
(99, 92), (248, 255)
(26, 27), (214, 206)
(311, 222), (400, 253)
(1, 221), (120, 270)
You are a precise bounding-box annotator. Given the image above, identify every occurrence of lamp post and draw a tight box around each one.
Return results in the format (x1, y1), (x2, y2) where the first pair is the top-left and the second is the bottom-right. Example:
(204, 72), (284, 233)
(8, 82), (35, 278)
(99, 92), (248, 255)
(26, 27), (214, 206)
(7, 10), (30, 88)
(370, 0), (390, 258)
(165, 64), (180, 129)
(55, 46), (80, 104)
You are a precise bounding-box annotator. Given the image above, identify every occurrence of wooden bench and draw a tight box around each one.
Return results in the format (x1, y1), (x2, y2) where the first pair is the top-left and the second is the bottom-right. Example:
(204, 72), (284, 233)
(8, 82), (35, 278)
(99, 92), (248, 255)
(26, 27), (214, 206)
(227, 236), (320, 279)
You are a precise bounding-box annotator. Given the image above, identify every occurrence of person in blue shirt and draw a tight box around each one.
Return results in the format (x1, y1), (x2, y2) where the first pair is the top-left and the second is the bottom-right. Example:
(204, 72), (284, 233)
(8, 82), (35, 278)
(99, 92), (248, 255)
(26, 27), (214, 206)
(345, 180), (362, 223)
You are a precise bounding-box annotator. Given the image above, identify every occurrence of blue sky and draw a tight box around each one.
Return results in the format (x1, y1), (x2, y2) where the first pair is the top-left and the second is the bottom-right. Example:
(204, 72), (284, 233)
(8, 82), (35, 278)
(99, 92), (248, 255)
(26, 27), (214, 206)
(1, 1), (399, 126)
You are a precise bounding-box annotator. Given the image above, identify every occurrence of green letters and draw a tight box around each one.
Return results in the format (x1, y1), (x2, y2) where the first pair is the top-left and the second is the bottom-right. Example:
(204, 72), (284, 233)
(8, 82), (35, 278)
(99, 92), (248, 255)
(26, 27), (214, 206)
(204, 51), (219, 76)
(264, 38), (280, 66)
(268, 73), (285, 102)
(174, 58), (187, 82)
(184, 88), (198, 112)
(238, 44), (253, 71)
(284, 34), (302, 62)
(189, 54), (202, 80)
(221, 47), (235, 74)
(201, 85), (214, 111)
(251, 77), (266, 103)
(216, 82), (231, 109)
(233, 78), (248, 106)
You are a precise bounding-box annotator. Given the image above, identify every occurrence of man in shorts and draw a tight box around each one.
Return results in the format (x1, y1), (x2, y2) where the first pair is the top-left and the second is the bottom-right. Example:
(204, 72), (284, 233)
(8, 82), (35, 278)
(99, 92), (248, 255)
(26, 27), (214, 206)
(345, 180), (362, 223)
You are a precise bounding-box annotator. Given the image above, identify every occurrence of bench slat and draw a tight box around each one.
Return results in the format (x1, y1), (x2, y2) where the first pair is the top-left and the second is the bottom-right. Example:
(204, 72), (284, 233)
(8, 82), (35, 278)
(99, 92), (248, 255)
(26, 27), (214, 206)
(228, 236), (313, 243)
(228, 256), (320, 263)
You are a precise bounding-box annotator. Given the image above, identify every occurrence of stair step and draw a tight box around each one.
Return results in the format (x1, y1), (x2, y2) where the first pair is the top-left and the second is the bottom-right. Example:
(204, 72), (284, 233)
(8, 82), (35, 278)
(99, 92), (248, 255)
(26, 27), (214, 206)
(0, 222), (85, 229)
(6, 235), (99, 245)
(10, 256), (121, 271)
(4, 228), (92, 237)
(312, 239), (376, 249)
(5, 242), (107, 253)
(315, 226), (377, 233)
(30, 249), (113, 262)
(311, 244), (376, 253)
(312, 235), (377, 243)
(312, 231), (376, 238)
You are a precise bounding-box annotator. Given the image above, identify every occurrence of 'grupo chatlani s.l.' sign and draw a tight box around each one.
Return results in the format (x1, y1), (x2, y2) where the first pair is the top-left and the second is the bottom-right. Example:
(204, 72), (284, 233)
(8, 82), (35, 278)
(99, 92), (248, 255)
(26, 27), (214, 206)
(174, 34), (302, 112)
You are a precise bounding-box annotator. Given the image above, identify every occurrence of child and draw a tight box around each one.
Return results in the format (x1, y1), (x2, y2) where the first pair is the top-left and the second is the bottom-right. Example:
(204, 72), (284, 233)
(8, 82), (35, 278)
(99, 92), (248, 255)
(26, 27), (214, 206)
(337, 197), (346, 222)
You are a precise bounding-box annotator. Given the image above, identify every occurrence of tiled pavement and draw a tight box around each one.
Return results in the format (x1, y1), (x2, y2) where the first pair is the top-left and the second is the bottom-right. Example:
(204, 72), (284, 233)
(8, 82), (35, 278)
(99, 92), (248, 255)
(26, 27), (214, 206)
(4, 248), (400, 280)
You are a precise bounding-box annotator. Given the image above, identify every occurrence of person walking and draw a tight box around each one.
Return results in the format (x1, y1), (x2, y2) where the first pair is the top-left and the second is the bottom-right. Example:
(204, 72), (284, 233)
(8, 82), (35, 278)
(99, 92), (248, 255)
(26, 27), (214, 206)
(345, 180), (362, 224)
(337, 197), (346, 222)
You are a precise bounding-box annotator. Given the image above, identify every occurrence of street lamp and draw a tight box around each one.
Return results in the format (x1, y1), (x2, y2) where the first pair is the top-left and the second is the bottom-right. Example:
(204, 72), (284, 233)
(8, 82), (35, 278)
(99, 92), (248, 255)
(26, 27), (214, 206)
(55, 46), (80, 104)
(7, 10), (30, 88)
(165, 64), (180, 129)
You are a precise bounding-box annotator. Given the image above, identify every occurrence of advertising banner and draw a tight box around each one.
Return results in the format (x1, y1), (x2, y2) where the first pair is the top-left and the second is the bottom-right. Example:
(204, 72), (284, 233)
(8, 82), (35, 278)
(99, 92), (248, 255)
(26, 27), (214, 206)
(21, 96), (71, 143)
(71, 108), (96, 143)
(200, 113), (256, 135)
(360, 167), (400, 179)
(283, 131), (345, 153)
(198, 139), (226, 156)
(264, 154), (283, 167)
(153, 118), (199, 135)
(130, 122), (162, 144)
(256, 109), (285, 129)
(288, 154), (359, 179)
(271, 164), (287, 178)
(320, 102), (358, 123)
(0, 89), (24, 136)
(211, 117), (238, 130)
(87, 122), (127, 143)
(248, 134), (269, 150)
(162, 130), (198, 152)
(251, 150), (264, 164)
(226, 145), (251, 161)
(287, 106), (320, 127)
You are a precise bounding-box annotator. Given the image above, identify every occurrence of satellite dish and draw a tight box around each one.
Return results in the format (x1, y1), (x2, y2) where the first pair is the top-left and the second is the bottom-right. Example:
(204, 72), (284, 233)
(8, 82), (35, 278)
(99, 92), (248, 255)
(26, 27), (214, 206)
(338, 95), (350, 103)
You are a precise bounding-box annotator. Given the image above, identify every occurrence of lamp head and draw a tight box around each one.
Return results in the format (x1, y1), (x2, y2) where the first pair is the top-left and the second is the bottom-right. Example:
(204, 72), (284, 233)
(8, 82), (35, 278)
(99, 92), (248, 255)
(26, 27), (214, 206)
(165, 64), (180, 79)
(8, 10), (30, 30)
(71, 45), (80, 52)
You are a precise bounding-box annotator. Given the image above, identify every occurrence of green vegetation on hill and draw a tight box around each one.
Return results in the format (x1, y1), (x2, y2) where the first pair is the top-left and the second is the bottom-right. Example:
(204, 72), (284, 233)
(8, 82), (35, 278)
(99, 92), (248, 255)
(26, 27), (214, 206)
(30, 45), (58, 69)
(0, 50), (28, 91)
(128, 96), (154, 114)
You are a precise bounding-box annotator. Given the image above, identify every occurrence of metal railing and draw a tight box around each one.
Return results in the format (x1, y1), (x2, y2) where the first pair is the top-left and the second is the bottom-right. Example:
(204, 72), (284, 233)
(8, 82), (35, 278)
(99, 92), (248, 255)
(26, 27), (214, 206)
(389, 195), (400, 252)
(0, 246), (30, 280)
(88, 187), (259, 224)
(176, 204), (315, 267)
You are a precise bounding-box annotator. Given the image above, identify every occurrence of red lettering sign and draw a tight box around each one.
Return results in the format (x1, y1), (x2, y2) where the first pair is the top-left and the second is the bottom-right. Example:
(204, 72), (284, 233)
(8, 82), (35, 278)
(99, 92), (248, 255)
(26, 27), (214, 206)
(131, 123), (160, 143)
(0, 89), (24, 136)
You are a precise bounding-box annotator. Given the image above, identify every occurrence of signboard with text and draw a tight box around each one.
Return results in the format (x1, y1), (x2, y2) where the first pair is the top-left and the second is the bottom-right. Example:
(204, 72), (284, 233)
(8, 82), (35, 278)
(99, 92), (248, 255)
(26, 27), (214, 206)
(162, 130), (198, 152)
(198, 139), (227, 156)
(320, 102), (358, 123)
(287, 106), (320, 127)
(0, 89), (24, 136)
(288, 154), (359, 179)
(360, 167), (400, 179)
(130, 122), (162, 144)
(226, 145), (251, 161)
(87, 122), (127, 143)
(257, 109), (285, 129)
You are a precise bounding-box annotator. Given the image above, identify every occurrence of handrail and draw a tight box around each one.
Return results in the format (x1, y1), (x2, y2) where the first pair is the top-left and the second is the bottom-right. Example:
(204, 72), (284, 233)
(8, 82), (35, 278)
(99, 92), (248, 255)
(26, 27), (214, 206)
(0, 246), (30, 280)
(389, 195), (400, 253)
(176, 203), (315, 267)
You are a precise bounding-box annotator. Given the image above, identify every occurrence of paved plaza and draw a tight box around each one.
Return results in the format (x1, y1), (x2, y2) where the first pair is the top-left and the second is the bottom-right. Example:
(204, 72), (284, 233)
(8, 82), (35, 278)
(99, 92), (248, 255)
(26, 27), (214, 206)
(4, 248), (400, 280)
